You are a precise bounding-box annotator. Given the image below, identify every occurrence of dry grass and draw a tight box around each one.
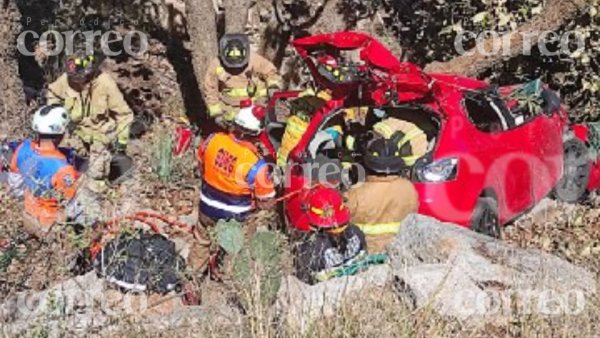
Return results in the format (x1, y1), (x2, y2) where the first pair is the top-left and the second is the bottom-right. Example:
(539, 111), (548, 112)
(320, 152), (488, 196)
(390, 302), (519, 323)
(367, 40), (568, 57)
(3, 125), (600, 338)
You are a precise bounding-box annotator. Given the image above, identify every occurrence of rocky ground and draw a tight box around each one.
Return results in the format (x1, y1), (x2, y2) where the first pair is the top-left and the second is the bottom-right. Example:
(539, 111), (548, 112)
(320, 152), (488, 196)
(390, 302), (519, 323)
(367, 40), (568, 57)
(2, 120), (600, 337)
(505, 195), (600, 274)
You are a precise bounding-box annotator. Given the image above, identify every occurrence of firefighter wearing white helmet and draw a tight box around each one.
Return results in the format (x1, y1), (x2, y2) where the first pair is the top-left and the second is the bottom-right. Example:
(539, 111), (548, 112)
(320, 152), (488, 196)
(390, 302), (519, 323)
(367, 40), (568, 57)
(31, 104), (70, 135)
(234, 102), (263, 135)
(8, 105), (80, 237)
(191, 100), (276, 278)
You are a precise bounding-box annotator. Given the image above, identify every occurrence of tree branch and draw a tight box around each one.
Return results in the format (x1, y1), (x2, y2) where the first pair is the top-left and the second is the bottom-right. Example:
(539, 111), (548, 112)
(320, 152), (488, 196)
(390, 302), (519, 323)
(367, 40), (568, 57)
(424, 0), (588, 77)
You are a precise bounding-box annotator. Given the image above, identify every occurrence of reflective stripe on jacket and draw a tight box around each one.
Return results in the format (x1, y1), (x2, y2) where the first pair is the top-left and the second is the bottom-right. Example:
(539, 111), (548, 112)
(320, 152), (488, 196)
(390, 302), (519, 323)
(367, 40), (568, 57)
(46, 72), (134, 145)
(197, 133), (275, 221)
(10, 139), (79, 226)
(344, 175), (418, 233)
(355, 222), (402, 235)
(277, 115), (309, 166)
(373, 118), (428, 166)
(203, 52), (281, 118)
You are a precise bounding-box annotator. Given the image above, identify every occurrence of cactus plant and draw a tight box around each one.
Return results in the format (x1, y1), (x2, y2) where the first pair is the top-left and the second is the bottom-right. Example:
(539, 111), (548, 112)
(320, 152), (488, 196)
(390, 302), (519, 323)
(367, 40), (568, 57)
(215, 219), (282, 308)
(232, 231), (282, 306)
(153, 131), (173, 181)
(216, 219), (244, 255)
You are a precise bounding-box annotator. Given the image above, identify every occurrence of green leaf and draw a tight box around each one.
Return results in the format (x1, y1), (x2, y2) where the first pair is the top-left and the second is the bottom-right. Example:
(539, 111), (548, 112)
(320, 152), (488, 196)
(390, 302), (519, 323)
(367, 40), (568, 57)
(216, 219), (244, 255)
(249, 231), (280, 263)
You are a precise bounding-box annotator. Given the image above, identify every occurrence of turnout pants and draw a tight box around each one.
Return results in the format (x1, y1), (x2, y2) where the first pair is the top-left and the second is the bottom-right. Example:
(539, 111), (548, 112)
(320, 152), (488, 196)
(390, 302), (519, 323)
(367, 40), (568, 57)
(65, 135), (112, 193)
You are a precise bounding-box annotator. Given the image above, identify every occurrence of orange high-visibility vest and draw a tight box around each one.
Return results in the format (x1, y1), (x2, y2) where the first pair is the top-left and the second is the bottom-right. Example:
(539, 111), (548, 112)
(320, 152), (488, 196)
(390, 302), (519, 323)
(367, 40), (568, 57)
(11, 139), (79, 226)
(197, 133), (275, 220)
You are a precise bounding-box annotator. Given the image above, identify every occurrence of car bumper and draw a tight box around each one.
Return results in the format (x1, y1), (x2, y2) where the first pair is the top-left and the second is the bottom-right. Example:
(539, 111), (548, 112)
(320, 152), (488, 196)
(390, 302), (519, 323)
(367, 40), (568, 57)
(413, 181), (478, 227)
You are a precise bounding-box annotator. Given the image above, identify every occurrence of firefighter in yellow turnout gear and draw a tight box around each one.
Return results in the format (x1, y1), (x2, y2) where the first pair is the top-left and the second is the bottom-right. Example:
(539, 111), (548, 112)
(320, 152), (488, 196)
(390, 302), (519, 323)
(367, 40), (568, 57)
(46, 51), (133, 193)
(344, 117), (428, 253)
(203, 34), (281, 127)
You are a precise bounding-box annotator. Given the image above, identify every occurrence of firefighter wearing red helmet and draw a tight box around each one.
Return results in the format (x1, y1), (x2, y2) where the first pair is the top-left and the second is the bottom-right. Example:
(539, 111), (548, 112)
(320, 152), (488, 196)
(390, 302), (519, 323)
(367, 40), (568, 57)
(293, 186), (367, 285)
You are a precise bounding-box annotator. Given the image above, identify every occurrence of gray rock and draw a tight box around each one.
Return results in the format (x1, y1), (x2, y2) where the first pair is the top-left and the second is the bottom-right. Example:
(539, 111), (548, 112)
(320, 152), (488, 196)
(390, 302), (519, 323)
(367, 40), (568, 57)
(275, 265), (391, 333)
(389, 214), (596, 325)
(1, 272), (108, 337)
(0, 272), (240, 337)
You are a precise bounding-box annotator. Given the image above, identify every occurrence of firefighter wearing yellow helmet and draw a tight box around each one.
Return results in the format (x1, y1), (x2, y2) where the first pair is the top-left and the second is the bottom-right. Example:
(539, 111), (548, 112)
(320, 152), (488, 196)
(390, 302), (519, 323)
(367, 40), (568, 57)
(45, 50), (133, 193)
(203, 34), (281, 128)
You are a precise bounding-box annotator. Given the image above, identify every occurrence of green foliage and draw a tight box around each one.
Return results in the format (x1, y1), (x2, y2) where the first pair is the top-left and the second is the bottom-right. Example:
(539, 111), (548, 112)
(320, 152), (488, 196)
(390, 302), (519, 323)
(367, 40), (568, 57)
(152, 130), (174, 182)
(216, 219), (245, 255)
(0, 246), (17, 272)
(508, 78), (544, 116)
(586, 121), (600, 160)
(0, 241), (26, 273)
(232, 231), (282, 307)
(356, 0), (599, 121)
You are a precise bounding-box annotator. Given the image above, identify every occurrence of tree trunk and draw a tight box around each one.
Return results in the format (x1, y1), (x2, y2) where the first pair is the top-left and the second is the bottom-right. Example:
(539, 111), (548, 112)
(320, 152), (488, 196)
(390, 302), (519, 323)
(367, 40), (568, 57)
(185, 0), (218, 103)
(424, 0), (588, 77)
(223, 0), (250, 34)
(0, 0), (28, 138)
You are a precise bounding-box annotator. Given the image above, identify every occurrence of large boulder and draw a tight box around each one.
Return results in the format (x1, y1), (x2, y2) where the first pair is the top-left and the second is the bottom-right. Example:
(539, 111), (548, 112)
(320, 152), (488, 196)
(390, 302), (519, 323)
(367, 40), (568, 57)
(275, 265), (391, 333)
(388, 214), (596, 325)
(0, 272), (239, 337)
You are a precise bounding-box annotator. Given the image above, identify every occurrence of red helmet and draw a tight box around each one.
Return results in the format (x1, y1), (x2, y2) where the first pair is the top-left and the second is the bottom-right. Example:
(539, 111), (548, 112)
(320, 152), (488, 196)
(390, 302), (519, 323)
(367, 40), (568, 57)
(304, 186), (350, 230)
(239, 99), (252, 108)
(317, 55), (338, 68)
(252, 105), (266, 120)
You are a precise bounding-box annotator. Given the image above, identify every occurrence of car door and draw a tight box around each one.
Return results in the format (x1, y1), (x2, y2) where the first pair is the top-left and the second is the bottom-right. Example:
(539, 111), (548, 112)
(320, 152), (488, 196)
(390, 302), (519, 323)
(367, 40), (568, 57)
(528, 110), (565, 201)
(464, 92), (535, 217)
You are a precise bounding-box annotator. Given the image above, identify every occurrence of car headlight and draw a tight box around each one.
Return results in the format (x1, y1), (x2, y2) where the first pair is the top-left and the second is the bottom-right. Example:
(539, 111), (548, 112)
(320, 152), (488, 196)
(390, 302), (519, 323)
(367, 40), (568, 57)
(415, 158), (458, 182)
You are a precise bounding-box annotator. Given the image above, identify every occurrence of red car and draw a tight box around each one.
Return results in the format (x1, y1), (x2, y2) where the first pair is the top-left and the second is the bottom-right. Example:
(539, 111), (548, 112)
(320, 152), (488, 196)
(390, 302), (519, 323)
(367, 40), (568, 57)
(260, 32), (596, 237)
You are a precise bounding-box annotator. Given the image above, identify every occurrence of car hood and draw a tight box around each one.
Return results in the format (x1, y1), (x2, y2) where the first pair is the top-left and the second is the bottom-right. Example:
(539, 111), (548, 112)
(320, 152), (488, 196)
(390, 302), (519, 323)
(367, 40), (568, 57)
(292, 31), (432, 104)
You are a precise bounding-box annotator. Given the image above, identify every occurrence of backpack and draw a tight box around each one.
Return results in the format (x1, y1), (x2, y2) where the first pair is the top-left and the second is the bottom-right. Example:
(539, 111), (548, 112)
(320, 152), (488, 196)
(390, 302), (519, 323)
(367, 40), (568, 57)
(93, 231), (186, 294)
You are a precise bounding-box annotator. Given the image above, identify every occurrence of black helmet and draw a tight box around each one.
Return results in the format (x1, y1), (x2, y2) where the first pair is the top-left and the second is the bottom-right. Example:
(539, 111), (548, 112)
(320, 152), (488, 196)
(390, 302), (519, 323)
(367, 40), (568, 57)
(363, 132), (406, 174)
(219, 34), (250, 69)
(66, 50), (101, 84)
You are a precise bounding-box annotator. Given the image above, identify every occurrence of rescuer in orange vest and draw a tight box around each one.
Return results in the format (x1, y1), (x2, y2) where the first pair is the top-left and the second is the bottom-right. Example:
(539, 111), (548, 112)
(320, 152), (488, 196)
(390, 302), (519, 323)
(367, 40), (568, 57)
(190, 101), (276, 279)
(10, 105), (80, 237)
(196, 101), (276, 224)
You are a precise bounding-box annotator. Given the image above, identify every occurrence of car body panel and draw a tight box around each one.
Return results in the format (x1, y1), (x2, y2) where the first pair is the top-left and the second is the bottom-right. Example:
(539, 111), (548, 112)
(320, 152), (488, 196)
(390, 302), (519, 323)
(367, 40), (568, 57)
(572, 123), (600, 192)
(264, 31), (584, 232)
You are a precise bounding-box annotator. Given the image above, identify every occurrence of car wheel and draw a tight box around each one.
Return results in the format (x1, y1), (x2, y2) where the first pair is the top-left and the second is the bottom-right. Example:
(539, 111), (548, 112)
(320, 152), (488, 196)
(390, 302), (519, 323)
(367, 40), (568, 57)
(554, 139), (590, 203)
(471, 197), (501, 239)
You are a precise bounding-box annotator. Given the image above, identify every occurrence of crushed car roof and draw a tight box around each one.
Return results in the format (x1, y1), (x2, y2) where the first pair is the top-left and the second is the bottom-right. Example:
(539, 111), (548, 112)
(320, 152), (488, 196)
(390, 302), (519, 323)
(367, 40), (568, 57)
(292, 31), (489, 105)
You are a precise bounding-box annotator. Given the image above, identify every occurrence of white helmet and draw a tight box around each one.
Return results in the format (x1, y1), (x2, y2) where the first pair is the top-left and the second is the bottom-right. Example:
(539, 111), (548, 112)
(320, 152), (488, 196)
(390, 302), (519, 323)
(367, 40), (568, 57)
(32, 105), (70, 135)
(234, 105), (262, 134)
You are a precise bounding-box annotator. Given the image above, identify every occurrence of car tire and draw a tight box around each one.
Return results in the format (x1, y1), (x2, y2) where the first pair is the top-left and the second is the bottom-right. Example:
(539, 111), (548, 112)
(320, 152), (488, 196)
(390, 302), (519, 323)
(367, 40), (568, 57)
(554, 139), (590, 203)
(471, 197), (501, 239)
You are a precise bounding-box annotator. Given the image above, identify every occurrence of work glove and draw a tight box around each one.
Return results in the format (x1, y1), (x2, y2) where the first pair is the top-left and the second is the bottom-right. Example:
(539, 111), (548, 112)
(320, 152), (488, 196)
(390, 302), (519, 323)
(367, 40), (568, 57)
(373, 108), (387, 119)
(224, 110), (237, 122)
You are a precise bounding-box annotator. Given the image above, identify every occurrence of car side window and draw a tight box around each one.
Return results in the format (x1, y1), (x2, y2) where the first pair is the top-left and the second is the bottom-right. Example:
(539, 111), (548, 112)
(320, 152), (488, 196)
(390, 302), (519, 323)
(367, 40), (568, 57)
(464, 92), (511, 133)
